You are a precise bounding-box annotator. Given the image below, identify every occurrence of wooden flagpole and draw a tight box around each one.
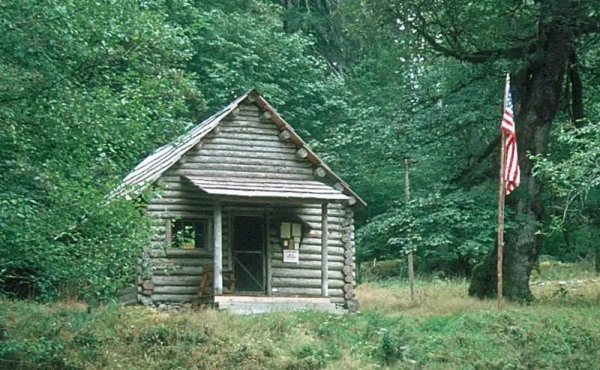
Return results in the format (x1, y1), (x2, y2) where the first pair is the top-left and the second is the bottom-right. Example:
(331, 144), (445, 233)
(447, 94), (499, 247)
(497, 74), (510, 311)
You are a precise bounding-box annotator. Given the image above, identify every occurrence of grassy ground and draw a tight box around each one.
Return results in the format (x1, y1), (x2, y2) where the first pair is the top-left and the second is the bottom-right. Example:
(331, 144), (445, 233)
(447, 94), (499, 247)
(1, 261), (599, 370)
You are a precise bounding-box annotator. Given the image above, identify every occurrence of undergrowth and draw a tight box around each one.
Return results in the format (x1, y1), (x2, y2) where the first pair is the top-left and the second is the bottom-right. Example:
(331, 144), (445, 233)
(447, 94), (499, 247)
(1, 261), (598, 369)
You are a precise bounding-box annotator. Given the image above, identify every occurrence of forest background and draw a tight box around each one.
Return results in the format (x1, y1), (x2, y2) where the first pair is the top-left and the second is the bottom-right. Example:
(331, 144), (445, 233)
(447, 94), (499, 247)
(1, 0), (599, 303)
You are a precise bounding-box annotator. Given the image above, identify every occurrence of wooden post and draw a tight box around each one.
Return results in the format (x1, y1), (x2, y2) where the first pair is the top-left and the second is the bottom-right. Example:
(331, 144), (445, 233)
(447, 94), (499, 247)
(321, 203), (329, 297)
(213, 200), (223, 295)
(405, 158), (416, 301)
(266, 210), (272, 296)
(497, 74), (510, 311)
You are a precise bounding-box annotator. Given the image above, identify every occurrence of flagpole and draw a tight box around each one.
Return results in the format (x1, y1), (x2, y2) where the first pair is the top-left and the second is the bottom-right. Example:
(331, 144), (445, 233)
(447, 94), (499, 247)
(497, 74), (510, 311)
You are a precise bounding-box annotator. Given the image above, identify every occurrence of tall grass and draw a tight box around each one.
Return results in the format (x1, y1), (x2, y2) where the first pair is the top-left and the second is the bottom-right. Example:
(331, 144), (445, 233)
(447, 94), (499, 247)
(1, 261), (598, 369)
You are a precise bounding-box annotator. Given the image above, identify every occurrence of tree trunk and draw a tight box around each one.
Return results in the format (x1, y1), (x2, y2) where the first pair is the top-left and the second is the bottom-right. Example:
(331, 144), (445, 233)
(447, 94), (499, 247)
(469, 21), (573, 301)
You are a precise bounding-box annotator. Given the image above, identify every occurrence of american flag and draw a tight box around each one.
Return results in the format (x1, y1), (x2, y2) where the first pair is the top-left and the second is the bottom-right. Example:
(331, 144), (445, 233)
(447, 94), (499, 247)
(501, 78), (520, 195)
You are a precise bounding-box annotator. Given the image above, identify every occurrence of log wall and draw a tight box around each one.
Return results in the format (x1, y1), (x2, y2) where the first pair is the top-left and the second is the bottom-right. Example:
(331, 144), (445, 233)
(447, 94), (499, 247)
(139, 101), (357, 308)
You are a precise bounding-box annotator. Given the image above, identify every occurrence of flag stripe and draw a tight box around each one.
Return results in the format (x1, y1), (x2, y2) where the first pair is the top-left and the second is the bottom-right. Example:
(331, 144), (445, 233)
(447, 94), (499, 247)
(501, 83), (520, 195)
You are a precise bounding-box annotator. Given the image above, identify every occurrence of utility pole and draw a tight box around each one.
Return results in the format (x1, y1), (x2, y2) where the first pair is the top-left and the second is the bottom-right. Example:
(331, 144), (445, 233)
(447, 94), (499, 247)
(404, 157), (418, 301)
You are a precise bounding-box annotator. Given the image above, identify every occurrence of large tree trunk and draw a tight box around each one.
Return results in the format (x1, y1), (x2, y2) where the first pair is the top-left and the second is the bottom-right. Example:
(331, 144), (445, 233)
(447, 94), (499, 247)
(469, 21), (573, 301)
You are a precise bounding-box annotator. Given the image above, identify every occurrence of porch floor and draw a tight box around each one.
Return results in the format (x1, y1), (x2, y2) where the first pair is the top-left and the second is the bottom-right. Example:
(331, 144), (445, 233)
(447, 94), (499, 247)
(213, 295), (344, 314)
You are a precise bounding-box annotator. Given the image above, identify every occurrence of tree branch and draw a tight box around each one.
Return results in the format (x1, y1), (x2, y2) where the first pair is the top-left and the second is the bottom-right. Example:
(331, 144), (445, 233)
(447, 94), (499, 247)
(409, 16), (536, 63)
(578, 16), (600, 35)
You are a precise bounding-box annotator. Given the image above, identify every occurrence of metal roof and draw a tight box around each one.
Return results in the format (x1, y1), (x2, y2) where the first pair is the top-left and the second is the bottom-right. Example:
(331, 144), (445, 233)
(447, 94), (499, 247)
(184, 176), (349, 202)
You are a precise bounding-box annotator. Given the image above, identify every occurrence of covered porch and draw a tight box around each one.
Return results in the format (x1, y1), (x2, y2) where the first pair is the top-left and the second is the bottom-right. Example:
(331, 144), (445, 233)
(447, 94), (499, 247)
(183, 175), (351, 305)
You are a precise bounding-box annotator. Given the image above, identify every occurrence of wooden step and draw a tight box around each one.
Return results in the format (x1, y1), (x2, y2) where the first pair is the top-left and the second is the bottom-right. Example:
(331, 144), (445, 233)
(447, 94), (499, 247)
(214, 295), (344, 314)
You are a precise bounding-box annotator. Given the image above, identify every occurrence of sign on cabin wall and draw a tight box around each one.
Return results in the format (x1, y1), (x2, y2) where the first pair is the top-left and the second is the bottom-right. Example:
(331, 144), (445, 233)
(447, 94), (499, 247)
(283, 249), (300, 264)
(280, 221), (302, 263)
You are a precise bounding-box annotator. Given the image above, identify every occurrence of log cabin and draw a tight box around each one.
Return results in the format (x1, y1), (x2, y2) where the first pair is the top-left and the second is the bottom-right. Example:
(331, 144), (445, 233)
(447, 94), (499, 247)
(114, 89), (365, 313)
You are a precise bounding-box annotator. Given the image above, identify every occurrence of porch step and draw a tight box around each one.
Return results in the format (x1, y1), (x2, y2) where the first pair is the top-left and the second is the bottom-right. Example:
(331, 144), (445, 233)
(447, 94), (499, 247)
(214, 296), (343, 314)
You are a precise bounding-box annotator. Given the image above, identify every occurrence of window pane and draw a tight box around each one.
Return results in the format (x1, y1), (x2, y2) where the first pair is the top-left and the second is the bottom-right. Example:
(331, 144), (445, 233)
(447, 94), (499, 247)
(172, 219), (208, 249)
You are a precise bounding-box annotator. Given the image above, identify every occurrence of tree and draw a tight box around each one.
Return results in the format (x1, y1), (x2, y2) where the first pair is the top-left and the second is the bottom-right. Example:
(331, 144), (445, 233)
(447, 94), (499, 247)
(350, 0), (600, 300)
(534, 120), (600, 272)
(0, 0), (200, 300)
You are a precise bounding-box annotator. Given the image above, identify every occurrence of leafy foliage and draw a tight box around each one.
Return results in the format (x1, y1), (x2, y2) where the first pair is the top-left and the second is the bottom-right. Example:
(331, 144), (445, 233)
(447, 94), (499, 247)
(357, 189), (497, 276)
(0, 0), (197, 301)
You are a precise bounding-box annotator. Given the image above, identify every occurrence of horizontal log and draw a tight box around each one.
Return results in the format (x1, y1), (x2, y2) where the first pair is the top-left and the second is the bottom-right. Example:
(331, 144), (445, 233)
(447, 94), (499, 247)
(148, 211), (228, 220)
(154, 191), (213, 201)
(179, 162), (314, 175)
(177, 169), (312, 181)
(272, 205), (345, 217)
(269, 253), (344, 263)
(191, 142), (296, 155)
(190, 148), (299, 161)
(271, 269), (343, 280)
(153, 266), (203, 276)
(152, 197), (214, 206)
(285, 245), (345, 255)
(271, 260), (344, 270)
(184, 155), (312, 169)
(151, 275), (201, 286)
(203, 136), (296, 149)
(268, 250), (345, 262)
(147, 204), (215, 212)
(152, 286), (199, 295)
(197, 129), (294, 147)
(165, 248), (213, 258)
(219, 125), (276, 135)
(151, 258), (207, 267)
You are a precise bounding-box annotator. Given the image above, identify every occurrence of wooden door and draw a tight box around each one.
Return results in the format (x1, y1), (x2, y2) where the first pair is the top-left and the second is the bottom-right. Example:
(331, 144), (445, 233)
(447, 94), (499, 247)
(232, 216), (265, 293)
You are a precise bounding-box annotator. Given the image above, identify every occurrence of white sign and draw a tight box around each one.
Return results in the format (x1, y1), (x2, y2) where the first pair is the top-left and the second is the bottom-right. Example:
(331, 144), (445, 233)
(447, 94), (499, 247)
(283, 249), (300, 264)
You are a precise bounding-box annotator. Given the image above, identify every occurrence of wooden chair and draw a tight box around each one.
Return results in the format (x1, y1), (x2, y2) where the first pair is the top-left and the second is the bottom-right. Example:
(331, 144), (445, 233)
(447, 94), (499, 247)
(198, 264), (235, 297)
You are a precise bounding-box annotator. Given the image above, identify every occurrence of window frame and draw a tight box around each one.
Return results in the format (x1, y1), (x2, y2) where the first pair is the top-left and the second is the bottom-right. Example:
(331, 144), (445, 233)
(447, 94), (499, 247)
(167, 218), (212, 251)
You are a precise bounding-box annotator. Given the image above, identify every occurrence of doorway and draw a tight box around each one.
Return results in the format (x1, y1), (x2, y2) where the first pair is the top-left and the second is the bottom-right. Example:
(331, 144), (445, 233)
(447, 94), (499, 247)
(232, 216), (265, 293)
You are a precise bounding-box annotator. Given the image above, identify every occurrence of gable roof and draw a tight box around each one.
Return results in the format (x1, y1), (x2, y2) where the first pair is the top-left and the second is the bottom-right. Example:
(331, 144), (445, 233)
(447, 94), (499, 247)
(113, 89), (365, 207)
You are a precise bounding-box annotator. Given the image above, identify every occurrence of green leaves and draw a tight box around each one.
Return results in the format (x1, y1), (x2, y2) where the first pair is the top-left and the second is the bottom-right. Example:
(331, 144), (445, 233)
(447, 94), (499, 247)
(357, 189), (497, 276)
(0, 0), (198, 301)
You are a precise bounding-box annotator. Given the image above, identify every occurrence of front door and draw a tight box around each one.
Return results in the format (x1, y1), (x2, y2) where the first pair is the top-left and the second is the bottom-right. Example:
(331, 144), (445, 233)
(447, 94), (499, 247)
(232, 216), (265, 293)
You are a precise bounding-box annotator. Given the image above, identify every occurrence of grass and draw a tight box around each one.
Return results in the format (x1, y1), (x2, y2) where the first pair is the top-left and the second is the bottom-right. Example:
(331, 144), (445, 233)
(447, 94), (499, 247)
(1, 261), (599, 370)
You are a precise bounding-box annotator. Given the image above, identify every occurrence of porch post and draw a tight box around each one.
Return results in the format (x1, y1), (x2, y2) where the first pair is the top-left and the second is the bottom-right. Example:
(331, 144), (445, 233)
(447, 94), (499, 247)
(321, 202), (329, 297)
(213, 199), (223, 295)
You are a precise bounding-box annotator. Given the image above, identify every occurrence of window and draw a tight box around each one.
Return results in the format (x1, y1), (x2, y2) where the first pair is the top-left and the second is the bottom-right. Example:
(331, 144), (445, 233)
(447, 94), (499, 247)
(171, 219), (209, 249)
